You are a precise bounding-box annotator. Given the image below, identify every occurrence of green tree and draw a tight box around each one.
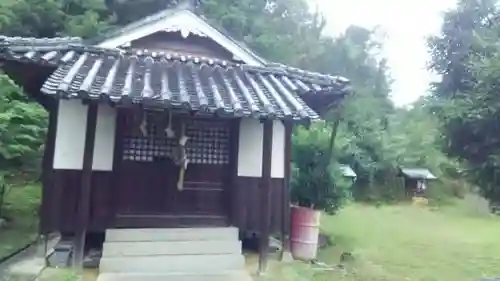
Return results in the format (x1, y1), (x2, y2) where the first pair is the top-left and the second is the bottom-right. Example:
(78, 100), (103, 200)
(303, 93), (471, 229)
(428, 0), (497, 100)
(428, 0), (500, 205)
(0, 0), (112, 38)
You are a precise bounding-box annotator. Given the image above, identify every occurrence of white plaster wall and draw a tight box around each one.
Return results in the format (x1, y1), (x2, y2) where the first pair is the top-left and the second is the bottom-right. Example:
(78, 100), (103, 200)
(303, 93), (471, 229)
(271, 120), (285, 178)
(92, 104), (116, 171)
(237, 118), (263, 177)
(237, 119), (285, 178)
(53, 100), (116, 171)
(53, 100), (87, 170)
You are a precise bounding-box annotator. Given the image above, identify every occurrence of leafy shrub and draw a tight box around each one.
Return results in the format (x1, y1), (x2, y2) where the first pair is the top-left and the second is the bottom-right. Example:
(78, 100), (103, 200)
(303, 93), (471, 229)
(0, 74), (47, 171)
(0, 173), (11, 218)
(291, 124), (350, 214)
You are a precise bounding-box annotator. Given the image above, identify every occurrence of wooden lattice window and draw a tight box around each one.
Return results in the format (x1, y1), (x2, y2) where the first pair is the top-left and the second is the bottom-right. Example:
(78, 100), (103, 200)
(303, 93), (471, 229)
(121, 111), (230, 164)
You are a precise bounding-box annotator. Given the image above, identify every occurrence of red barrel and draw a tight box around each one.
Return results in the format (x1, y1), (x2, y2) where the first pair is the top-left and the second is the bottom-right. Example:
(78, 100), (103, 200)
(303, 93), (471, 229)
(290, 205), (321, 261)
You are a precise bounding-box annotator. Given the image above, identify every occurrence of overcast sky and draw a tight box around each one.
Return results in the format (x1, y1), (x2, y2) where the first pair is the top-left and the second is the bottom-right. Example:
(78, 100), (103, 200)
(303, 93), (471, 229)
(310, 0), (457, 106)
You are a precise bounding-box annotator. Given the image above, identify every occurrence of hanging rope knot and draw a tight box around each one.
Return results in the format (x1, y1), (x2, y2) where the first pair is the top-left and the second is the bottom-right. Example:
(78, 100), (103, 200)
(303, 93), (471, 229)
(139, 113), (148, 137)
(134, 108), (148, 137)
(165, 110), (175, 138)
(173, 121), (189, 191)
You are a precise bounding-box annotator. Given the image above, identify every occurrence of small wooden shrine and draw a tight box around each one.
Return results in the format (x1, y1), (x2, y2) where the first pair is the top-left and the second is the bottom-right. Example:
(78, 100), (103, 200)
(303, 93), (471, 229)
(399, 167), (437, 197)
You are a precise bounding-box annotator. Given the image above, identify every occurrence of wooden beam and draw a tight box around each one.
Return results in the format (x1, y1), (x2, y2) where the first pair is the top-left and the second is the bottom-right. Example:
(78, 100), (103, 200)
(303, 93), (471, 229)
(73, 102), (99, 269)
(258, 120), (273, 274)
(281, 122), (293, 258)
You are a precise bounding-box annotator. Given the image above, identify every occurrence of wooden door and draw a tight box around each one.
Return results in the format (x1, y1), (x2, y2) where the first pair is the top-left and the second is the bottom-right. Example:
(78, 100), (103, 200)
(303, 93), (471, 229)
(112, 109), (231, 228)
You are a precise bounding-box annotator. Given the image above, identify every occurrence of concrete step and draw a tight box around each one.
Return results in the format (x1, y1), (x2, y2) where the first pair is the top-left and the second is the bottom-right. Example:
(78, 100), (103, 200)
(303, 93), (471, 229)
(105, 227), (238, 242)
(96, 271), (253, 281)
(99, 254), (246, 273)
(102, 240), (242, 257)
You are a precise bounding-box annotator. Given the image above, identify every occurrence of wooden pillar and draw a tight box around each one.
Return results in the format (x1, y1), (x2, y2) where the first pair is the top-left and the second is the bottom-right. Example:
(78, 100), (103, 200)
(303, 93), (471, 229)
(110, 108), (122, 226)
(281, 122), (293, 257)
(258, 120), (273, 273)
(73, 102), (98, 268)
(40, 100), (59, 235)
(228, 119), (241, 226)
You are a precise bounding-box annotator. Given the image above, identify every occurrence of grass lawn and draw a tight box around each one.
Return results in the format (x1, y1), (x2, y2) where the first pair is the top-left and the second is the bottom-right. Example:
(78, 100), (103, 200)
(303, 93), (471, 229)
(258, 198), (500, 281)
(0, 183), (40, 260)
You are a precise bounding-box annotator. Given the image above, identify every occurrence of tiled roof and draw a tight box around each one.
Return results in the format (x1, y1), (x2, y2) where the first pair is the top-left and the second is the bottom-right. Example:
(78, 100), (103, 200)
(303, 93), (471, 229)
(339, 164), (357, 178)
(400, 168), (437, 180)
(0, 36), (84, 65)
(0, 36), (351, 123)
(42, 50), (349, 122)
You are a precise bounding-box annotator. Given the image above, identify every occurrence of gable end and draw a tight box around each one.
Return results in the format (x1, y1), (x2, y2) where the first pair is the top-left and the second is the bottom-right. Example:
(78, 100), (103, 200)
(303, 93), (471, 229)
(98, 10), (265, 66)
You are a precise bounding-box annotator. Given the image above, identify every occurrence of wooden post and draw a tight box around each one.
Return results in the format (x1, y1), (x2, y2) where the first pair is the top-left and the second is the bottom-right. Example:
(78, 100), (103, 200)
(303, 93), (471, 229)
(73, 102), (98, 269)
(281, 122), (293, 261)
(228, 119), (241, 226)
(258, 120), (273, 274)
(40, 100), (58, 235)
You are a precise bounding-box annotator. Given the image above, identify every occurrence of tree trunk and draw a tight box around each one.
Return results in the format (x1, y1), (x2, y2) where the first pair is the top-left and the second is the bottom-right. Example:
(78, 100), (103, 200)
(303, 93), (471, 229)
(327, 118), (341, 161)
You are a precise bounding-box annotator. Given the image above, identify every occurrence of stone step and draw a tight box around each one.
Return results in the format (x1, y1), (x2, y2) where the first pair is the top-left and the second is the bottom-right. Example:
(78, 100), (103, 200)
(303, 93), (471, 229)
(99, 254), (246, 273)
(105, 227), (238, 242)
(102, 240), (242, 257)
(96, 271), (253, 281)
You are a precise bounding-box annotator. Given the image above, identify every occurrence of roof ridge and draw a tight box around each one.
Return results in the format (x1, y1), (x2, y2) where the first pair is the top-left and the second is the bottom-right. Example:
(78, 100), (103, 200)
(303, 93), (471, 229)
(0, 36), (83, 46)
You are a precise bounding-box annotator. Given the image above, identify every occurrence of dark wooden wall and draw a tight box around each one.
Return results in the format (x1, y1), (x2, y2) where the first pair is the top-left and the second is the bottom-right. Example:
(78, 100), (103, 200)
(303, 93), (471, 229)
(41, 170), (114, 233)
(40, 171), (285, 234)
(232, 177), (284, 235)
(39, 107), (286, 235)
